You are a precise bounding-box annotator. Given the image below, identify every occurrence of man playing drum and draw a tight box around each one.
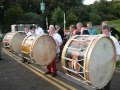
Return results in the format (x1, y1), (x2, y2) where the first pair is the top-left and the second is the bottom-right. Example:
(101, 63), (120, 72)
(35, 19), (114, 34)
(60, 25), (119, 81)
(101, 25), (120, 90)
(35, 24), (44, 35)
(26, 26), (35, 36)
(102, 25), (120, 60)
(45, 25), (62, 77)
(102, 21), (120, 42)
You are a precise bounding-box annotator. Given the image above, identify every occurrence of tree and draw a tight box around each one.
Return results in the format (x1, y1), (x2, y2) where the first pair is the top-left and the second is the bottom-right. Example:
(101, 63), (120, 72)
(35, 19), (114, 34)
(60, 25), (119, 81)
(19, 0), (40, 13)
(0, 0), (4, 5)
(66, 12), (78, 27)
(51, 7), (64, 27)
(20, 12), (41, 24)
(66, 6), (89, 25)
(4, 4), (23, 32)
(89, 13), (102, 25)
(113, 3), (120, 17)
(57, 0), (83, 11)
(45, 0), (84, 19)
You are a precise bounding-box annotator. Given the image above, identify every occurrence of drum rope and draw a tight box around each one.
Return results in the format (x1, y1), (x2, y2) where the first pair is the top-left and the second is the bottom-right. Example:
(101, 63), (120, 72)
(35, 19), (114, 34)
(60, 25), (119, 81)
(66, 47), (86, 52)
(62, 56), (84, 62)
(63, 66), (90, 83)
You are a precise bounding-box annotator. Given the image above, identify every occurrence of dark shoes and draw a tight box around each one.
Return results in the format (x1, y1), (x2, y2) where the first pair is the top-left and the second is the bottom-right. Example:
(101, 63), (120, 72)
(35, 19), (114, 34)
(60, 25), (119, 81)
(21, 59), (31, 64)
(52, 73), (57, 77)
(0, 58), (2, 60)
(45, 72), (52, 74)
(45, 72), (57, 77)
(21, 59), (27, 63)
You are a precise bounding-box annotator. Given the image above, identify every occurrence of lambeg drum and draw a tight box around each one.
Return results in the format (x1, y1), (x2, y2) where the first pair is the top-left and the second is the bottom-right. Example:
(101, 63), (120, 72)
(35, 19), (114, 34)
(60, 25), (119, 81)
(21, 34), (56, 65)
(61, 35), (116, 89)
(3, 32), (26, 53)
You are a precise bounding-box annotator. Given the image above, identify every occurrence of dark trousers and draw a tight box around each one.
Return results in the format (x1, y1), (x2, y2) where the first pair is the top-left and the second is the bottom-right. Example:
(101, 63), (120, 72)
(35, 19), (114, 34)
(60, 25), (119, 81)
(46, 56), (57, 74)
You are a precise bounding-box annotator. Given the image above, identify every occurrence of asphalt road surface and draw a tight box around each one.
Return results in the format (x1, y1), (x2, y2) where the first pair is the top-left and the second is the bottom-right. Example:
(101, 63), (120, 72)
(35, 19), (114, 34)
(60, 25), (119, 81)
(0, 41), (120, 90)
(0, 51), (59, 90)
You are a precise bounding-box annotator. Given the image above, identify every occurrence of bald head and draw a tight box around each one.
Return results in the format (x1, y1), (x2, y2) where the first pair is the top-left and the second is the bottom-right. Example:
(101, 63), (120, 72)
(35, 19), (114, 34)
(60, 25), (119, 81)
(49, 25), (55, 35)
(76, 22), (83, 31)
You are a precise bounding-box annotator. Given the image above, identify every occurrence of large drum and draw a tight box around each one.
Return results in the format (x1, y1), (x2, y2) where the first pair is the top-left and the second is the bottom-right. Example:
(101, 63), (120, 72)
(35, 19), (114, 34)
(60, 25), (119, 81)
(61, 35), (116, 89)
(21, 34), (56, 65)
(3, 32), (26, 53)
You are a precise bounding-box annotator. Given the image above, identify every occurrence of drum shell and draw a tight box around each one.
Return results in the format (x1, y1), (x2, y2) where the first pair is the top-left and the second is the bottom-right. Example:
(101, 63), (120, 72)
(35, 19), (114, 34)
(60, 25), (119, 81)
(3, 32), (26, 53)
(61, 35), (116, 89)
(21, 34), (56, 65)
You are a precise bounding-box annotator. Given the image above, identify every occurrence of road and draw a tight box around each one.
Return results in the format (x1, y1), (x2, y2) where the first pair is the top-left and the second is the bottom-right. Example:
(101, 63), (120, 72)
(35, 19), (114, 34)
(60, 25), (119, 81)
(0, 42), (120, 90)
(0, 47), (85, 90)
(0, 51), (59, 90)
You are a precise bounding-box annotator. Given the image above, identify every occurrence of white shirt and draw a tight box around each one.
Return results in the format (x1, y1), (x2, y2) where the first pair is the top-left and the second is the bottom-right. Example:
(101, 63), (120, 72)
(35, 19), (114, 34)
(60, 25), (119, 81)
(52, 33), (62, 53)
(26, 31), (33, 36)
(35, 27), (44, 35)
(110, 36), (120, 55)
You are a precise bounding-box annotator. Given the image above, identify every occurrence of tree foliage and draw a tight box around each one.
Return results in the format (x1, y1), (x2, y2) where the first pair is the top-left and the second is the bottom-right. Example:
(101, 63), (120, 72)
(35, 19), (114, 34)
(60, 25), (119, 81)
(113, 3), (120, 17)
(89, 13), (102, 25)
(4, 4), (23, 25)
(51, 7), (64, 27)
(19, 13), (41, 24)
(1, 0), (120, 32)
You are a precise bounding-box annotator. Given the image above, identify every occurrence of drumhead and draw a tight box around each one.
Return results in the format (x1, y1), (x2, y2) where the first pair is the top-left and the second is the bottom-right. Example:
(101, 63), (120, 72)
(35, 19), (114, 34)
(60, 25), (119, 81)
(11, 32), (26, 53)
(86, 36), (116, 89)
(32, 35), (56, 65)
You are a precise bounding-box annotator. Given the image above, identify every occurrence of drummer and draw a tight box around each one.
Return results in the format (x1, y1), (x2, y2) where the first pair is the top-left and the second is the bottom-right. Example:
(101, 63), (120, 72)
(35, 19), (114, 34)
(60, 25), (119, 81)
(24, 26), (29, 34)
(45, 25), (62, 77)
(26, 26), (35, 36)
(101, 25), (120, 90)
(35, 24), (44, 35)
(102, 25), (120, 59)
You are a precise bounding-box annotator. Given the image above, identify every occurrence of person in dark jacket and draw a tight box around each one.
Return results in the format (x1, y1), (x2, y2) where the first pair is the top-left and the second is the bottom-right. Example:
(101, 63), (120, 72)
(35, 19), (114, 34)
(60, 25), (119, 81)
(55, 24), (65, 62)
(55, 24), (64, 40)
(110, 27), (120, 41)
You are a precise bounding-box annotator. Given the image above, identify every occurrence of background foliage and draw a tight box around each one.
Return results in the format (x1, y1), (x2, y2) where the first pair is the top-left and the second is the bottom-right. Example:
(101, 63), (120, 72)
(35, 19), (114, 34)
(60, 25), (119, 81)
(0, 0), (120, 33)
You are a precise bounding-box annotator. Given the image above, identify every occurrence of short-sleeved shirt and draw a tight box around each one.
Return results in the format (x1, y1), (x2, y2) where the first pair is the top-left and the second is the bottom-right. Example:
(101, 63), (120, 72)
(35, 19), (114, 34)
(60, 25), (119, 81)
(26, 31), (33, 36)
(52, 33), (62, 53)
(110, 36), (120, 55)
(35, 27), (44, 35)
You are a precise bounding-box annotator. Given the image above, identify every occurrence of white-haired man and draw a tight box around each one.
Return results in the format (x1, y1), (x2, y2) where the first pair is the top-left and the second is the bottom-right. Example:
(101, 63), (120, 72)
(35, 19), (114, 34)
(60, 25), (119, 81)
(45, 25), (62, 77)
(76, 22), (89, 35)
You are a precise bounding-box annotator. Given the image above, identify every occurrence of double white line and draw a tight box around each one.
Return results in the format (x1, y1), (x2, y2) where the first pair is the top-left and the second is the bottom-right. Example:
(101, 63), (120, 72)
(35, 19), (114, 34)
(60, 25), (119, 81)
(2, 48), (77, 90)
